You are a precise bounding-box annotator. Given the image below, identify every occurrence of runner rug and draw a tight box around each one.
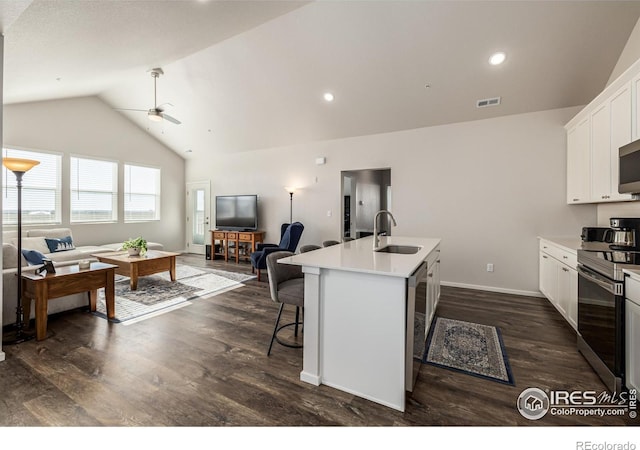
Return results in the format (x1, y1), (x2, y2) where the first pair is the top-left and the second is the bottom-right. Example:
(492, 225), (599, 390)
(422, 316), (515, 385)
(94, 265), (255, 324)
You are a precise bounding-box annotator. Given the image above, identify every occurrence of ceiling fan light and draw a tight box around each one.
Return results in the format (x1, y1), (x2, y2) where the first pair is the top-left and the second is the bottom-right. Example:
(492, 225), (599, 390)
(148, 111), (163, 122)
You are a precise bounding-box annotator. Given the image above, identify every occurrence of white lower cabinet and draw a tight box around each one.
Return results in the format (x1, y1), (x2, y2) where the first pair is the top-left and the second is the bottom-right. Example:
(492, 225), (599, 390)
(539, 239), (578, 330)
(426, 263), (436, 324)
(539, 250), (559, 305)
(434, 255), (441, 307)
(624, 275), (640, 391)
(559, 264), (578, 329)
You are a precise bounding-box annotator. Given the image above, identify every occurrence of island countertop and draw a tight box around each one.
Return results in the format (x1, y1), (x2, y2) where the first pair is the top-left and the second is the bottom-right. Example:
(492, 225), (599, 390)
(278, 235), (441, 278)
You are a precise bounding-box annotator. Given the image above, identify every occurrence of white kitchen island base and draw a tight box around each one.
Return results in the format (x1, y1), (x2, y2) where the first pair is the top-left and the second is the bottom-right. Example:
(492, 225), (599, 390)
(302, 266), (407, 411)
(280, 235), (441, 412)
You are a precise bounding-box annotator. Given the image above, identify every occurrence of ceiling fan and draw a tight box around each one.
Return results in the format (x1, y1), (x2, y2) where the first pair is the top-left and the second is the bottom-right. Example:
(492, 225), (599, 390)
(116, 68), (181, 125)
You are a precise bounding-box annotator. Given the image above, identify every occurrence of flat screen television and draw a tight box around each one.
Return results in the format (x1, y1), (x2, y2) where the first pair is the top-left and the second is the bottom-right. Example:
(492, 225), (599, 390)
(215, 195), (258, 231)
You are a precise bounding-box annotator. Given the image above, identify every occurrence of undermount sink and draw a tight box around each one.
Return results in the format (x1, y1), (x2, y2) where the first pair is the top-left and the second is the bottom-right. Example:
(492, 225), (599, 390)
(375, 245), (422, 254)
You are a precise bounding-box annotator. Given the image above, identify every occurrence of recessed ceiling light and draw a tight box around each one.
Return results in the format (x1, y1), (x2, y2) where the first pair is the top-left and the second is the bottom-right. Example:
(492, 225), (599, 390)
(323, 92), (335, 102)
(489, 52), (506, 66)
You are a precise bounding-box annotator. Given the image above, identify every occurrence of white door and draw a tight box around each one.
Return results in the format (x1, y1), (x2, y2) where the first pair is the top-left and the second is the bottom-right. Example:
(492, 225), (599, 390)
(186, 181), (210, 255)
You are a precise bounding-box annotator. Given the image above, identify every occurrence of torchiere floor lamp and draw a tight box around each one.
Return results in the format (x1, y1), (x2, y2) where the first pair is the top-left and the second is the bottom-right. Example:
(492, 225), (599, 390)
(2, 157), (40, 345)
(285, 187), (296, 224)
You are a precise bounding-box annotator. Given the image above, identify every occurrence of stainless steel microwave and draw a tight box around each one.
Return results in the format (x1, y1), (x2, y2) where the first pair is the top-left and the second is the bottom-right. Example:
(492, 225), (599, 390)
(619, 138), (640, 194)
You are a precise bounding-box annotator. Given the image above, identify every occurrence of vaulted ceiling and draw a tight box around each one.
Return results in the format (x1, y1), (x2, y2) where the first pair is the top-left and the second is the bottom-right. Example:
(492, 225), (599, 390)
(3, 1), (640, 158)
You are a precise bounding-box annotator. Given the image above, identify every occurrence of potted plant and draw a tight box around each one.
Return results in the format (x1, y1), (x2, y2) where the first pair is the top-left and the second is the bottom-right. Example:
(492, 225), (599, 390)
(122, 237), (147, 256)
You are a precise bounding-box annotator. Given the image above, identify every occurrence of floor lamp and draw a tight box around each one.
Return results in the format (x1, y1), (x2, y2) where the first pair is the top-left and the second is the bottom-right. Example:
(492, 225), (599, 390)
(285, 187), (296, 224)
(2, 157), (40, 345)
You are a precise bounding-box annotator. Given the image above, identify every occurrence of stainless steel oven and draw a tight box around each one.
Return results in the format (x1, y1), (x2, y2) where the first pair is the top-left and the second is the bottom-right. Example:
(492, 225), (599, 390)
(577, 249), (628, 393)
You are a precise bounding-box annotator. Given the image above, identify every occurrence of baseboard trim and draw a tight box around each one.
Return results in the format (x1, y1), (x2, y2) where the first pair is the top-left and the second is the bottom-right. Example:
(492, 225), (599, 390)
(300, 371), (321, 386)
(441, 281), (544, 298)
(0, 350), (5, 362)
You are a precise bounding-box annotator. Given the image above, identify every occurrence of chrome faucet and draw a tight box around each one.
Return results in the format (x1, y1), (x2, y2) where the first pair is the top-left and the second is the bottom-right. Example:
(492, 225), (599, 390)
(373, 210), (397, 250)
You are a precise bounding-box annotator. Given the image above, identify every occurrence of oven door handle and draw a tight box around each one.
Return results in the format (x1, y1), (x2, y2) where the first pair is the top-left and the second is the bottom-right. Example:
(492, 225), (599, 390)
(578, 265), (619, 295)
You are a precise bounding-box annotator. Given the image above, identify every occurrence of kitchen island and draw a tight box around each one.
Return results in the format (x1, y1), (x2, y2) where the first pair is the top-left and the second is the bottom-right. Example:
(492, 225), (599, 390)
(278, 235), (441, 411)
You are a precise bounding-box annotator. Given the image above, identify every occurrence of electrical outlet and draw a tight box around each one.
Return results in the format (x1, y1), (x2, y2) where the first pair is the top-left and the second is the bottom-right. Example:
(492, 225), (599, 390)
(487, 263), (494, 272)
(327, 210), (332, 217)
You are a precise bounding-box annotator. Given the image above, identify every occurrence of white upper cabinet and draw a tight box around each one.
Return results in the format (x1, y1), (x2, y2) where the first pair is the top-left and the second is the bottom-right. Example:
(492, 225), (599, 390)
(590, 83), (633, 202)
(567, 117), (591, 204)
(590, 102), (610, 201)
(566, 56), (640, 205)
(609, 83), (633, 202)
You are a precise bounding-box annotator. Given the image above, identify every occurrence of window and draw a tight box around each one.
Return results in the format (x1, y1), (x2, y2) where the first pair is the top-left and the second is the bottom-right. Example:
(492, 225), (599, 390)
(70, 156), (118, 223)
(124, 164), (161, 222)
(2, 148), (62, 225)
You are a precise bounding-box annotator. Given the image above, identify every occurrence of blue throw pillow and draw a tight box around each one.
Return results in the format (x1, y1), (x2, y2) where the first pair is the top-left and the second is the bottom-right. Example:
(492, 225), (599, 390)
(21, 249), (46, 265)
(45, 236), (75, 253)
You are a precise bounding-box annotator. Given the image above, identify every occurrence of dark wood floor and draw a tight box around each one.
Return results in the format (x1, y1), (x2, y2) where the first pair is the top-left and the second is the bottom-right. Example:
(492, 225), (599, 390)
(0, 253), (634, 427)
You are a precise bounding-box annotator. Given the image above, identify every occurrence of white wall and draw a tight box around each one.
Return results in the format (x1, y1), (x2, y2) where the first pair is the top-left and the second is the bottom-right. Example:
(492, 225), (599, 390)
(597, 202), (640, 227)
(608, 17), (640, 86)
(3, 96), (185, 251)
(187, 106), (596, 295)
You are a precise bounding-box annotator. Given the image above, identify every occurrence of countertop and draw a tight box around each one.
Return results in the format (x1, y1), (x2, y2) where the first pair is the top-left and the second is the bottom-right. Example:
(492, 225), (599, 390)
(623, 268), (640, 283)
(278, 235), (441, 278)
(538, 236), (582, 254)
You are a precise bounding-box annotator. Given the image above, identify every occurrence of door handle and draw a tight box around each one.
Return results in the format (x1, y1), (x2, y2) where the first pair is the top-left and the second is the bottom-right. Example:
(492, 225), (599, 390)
(578, 266), (620, 295)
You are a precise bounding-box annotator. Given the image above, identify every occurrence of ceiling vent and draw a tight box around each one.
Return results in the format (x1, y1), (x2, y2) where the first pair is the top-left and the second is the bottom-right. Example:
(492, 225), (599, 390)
(476, 96), (501, 108)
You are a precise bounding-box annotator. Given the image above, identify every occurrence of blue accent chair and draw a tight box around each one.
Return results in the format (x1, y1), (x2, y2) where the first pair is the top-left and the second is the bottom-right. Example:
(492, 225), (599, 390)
(250, 222), (304, 281)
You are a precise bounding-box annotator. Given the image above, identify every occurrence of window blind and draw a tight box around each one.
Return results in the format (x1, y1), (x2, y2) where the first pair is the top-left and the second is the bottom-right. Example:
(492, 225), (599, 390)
(2, 148), (62, 225)
(125, 164), (161, 221)
(70, 156), (118, 223)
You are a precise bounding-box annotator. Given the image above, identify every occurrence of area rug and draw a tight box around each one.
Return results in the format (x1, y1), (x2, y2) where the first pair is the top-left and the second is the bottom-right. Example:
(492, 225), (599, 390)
(93, 265), (256, 324)
(422, 317), (515, 385)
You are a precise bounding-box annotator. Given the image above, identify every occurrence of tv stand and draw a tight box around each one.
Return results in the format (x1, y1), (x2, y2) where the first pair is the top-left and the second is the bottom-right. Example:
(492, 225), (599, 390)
(211, 230), (265, 263)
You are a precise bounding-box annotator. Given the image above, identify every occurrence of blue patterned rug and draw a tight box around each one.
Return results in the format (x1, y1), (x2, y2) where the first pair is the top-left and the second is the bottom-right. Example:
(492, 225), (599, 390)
(423, 317), (515, 385)
(94, 265), (256, 324)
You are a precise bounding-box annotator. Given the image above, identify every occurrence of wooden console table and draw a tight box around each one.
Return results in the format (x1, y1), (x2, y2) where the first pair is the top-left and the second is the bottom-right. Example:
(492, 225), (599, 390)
(22, 262), (117, 341)
(211, 230), (265, 263)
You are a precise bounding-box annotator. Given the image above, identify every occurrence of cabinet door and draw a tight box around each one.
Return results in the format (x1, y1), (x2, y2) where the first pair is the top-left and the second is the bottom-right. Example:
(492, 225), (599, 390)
(566, 267), (578, 330)
(426, 264), (436, 324)
(558, 264), (578, 330)
(590, 102), (611, 201)
(609, 83), (633, 202)
(633, 73), (640, 141)
(626, 299), (640, 391)
(567, 117), (591, 204)
(539, 251), (558, 303)
(556, 265), (570, 317)
(434, 257), (441, 307)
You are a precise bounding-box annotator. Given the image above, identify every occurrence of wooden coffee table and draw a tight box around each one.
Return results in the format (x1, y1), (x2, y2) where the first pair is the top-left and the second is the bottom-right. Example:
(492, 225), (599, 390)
(22, 262), (118, 341)
(92, 250), (181, 290)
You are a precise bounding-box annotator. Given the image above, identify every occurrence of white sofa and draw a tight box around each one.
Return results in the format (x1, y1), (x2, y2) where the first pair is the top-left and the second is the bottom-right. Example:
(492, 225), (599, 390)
(2, 228), (164, 326)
